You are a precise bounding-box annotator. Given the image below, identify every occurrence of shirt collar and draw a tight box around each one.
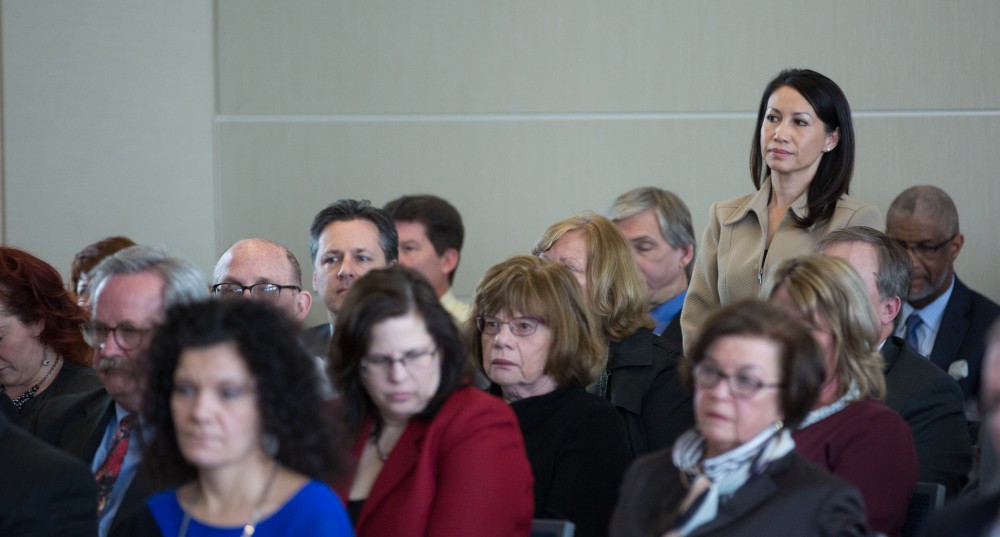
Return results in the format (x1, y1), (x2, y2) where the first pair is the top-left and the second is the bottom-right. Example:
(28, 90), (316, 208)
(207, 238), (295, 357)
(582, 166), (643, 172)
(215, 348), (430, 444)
(900, 274), (955, 332)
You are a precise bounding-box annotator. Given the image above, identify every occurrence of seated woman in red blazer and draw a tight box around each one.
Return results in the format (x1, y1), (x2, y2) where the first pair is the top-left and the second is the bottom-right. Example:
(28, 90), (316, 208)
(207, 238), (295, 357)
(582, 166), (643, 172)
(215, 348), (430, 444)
(329, 265), (534, 537)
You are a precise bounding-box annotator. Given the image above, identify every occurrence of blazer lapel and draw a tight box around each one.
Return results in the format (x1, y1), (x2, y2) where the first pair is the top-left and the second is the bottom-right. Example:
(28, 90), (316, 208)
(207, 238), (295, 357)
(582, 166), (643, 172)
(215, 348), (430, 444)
(358, 419), (427, 526)
(688, 467), (781, 536)
(930, 278), (972, 371)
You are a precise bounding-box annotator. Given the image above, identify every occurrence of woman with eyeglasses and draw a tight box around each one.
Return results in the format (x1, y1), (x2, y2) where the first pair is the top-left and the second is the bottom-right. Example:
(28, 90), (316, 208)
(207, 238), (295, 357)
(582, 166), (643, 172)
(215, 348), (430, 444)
(610, 300), (868, 537)
(0, 246), (102, 431)
(765, 255), (918, 537)
(329, 265), (534, 537)
(470, 255), (632, 537)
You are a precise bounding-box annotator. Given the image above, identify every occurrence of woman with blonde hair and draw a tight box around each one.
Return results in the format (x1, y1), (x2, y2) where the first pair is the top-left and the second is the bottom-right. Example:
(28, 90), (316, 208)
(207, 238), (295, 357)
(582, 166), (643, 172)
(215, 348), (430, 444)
(471, 255), (631, 537)
(764, 254), (917, 537)
(533, 212), (692, 456)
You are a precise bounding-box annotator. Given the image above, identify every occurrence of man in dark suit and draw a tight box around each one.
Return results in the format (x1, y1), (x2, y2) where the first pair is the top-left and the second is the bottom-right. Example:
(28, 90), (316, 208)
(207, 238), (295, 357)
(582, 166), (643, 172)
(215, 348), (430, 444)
(0, 410), (97, 536)
(887, 185), (1000, 404)
(304, 199), (398, 358)
(818, 226), (971, 496)
(609, 187), (696, 351)
(38, 245), (208, 537)
(925, 320), (1000, 536)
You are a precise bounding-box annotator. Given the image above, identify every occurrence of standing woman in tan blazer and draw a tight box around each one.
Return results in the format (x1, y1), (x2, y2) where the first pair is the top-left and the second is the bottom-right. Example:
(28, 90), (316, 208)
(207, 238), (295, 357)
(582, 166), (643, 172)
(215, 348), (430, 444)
(681, 68), (882, 352)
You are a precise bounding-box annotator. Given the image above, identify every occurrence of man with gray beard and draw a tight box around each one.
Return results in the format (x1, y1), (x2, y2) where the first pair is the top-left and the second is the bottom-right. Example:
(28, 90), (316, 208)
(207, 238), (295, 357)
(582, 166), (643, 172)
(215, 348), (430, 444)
(37, 245), (207, 537)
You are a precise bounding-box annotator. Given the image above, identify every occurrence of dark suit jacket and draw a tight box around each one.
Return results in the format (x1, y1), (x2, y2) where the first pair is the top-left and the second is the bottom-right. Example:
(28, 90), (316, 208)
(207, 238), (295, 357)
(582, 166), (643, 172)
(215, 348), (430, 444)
(928, 277), (1000, 400)
(660, 312), (684, 356)
(606, 328), (694, 457)
(0, 410), (98, 537)
(923, 492), (1000, 537)
(882, 335), (971, 497)
(34, 388), (153, 536)
(336, 386), (534, 537)
(302, 322), (333, 360)
(610, 448), (869, 537)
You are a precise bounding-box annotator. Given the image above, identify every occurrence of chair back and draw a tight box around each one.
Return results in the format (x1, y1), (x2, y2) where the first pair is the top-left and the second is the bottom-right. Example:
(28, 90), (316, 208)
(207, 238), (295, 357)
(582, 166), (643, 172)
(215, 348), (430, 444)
(901, 482), (945, 537)
(530, 518), (575, 537)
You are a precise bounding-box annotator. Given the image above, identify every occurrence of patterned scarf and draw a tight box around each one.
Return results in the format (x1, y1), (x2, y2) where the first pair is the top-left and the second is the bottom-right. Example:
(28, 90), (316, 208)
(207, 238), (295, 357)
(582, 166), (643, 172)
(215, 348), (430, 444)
(668, 422), (794, 536)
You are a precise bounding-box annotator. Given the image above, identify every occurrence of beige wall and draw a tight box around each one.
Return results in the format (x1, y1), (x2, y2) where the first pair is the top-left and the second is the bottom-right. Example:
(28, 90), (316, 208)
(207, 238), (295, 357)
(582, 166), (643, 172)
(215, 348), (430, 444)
(3, 1), (998, 327)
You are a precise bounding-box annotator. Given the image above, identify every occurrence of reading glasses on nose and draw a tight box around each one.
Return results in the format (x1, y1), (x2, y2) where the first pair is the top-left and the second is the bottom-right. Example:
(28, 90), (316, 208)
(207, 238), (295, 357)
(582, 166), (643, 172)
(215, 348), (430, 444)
(212, 282), (301, 302)
(361, 346), (437, 374)
(692, 363), (783, 399)
(81, 322), (153, 351)
(476, 315), (545, 337)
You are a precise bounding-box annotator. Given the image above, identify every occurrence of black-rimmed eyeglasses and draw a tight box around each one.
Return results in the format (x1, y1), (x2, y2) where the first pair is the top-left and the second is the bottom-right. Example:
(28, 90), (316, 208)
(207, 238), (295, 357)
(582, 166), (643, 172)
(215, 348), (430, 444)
(212, 282), (301, 302)
(692, 363), (783, 399)
(893, 233), (957, 258)
(81, 322), (154, 351)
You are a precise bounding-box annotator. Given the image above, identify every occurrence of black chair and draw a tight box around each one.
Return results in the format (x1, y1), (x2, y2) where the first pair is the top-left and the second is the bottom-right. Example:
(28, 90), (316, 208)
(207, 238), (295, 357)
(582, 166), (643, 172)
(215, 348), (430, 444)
(902, 482), (945, 537)
(530, 518), (575, 537)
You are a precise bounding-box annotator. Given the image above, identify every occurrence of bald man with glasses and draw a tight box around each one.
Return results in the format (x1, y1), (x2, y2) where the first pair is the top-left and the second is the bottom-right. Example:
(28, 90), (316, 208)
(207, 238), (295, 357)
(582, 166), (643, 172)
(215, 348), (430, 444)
(886, 186), (1000, 406)
(211, 238), (313, 322)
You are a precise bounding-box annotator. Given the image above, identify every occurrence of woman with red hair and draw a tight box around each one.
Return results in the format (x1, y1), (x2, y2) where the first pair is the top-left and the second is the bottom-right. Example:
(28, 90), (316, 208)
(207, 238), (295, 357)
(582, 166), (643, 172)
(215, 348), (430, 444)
(0, 246), (102, 431)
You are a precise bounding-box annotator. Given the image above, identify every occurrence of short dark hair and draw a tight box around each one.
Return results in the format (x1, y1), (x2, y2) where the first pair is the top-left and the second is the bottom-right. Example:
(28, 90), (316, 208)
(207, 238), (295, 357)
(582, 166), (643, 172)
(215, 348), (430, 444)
(309, 199), (398, 264)
(142, 299), (345, 487)
(750, 68), (855, 229)
(0, 246), (92, 366)
(384, 194), (465, 284)
(329, 265), (469, 440)
(70, 236), (137, 294)
(469, 255), (606, 388)
(815, 226), (913, 304)
(685, 300), (826, 429)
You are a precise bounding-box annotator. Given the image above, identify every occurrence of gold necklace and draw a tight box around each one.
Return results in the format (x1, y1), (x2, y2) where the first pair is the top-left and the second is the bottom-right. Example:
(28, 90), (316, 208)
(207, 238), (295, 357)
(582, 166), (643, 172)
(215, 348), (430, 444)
(177, 460), (279, 537)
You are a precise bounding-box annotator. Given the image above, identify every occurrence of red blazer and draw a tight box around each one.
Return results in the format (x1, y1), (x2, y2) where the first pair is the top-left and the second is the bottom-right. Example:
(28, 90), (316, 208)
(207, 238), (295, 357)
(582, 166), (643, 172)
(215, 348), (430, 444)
(337, 386), (534, 537)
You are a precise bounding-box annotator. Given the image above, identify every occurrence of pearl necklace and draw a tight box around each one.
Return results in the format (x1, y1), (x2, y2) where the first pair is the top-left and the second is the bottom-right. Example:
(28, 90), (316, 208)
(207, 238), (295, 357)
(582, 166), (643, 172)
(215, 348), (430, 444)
(0, 349), (59, 411)
(177, 460), (279, 537)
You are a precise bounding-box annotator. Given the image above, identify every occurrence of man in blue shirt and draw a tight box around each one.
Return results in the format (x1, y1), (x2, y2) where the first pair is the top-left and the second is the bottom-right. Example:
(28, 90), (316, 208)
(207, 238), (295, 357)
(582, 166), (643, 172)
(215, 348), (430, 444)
(609, 187), (696, 351)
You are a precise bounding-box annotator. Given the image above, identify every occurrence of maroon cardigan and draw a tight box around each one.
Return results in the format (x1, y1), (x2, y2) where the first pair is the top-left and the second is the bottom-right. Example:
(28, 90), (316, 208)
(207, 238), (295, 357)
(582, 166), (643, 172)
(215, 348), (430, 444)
(793, 397), (919, 537)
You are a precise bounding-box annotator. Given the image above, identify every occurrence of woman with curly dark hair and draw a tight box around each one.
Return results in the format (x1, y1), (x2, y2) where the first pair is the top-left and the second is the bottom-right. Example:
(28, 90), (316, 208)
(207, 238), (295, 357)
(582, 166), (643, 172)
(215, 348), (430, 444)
(330, 265), (533, 537)
(0, 246), (101, 430)
(112, 299), (353, 536)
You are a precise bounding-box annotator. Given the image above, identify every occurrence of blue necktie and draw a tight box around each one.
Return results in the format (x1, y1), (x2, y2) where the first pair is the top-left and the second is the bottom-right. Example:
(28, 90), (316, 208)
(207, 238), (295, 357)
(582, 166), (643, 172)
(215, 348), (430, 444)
(904, 313), (923, 350)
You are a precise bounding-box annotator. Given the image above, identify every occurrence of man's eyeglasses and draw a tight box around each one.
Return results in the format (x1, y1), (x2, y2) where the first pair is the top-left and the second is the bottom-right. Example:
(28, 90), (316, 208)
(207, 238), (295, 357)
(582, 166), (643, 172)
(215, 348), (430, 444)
(81, 322), (154, 351)
(692, 363), (783, 399)
(894, 233), (957, 258)
(212, 282), (301, 302)
(476, 315), (545, 337)
(361, 345), (437, 375)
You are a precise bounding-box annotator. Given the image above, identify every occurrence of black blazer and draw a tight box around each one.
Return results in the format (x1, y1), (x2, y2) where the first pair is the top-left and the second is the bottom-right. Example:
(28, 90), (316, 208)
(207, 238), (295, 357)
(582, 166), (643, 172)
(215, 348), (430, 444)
(881, 335), (971, 497)
(927, 277), (1000, 400)
(610, 448), (868, 537)
(0, 410), (98, 537)
(606, 328), (693, 457)
(35, 389), (153, 536)
(923, 492), (1000, 537)
(660, 312), (684, 357)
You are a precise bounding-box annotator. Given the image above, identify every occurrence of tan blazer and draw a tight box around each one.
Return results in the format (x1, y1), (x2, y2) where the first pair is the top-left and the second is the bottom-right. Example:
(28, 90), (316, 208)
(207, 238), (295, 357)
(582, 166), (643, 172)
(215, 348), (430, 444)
(680, 177), (882, 353)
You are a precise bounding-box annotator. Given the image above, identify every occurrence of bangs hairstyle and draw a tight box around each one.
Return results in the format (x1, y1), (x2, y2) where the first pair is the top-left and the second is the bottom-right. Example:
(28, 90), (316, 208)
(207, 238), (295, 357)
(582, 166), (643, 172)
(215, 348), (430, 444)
(532, 212), (653, 341)
(684, 300), (826, 429)
(762, 255), (885, 401)
(468, 255), (606, 388)
(330, 266), (469, 439)
(0, 246), (91, 366)
(750, 68), (855, 230)
(142, 299), (345, 488)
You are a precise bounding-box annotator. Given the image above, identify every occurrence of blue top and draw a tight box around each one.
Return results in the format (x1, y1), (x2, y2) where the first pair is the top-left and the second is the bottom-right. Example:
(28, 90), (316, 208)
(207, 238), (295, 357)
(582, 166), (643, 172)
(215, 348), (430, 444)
(147, 480), (353, 536)
(650, 290), (686, 336)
